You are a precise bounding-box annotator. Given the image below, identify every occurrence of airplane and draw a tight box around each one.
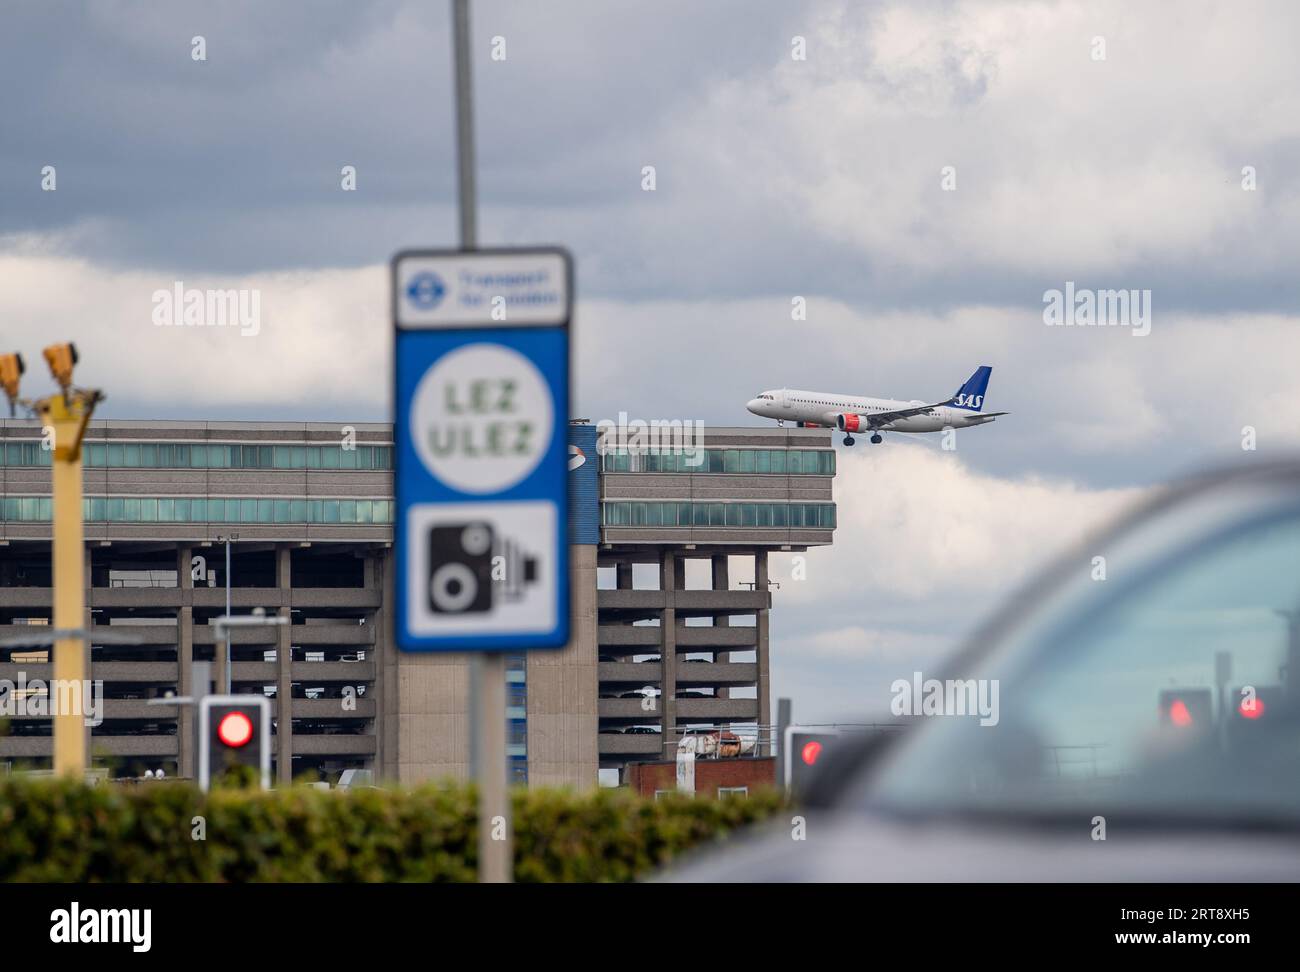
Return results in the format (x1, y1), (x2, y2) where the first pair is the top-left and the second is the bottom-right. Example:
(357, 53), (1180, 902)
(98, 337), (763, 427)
(746, 366), (1007, 446)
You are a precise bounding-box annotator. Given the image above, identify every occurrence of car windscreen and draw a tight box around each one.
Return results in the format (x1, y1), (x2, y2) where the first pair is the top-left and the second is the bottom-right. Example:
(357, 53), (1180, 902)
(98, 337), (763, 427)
(857, 488), (1300, 829)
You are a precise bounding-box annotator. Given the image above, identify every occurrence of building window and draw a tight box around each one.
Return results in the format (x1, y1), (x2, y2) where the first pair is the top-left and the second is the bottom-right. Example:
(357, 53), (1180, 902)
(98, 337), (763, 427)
(2, 495), (393, 524)
(0, 440), (394, 470)
(599, 501), (835, 530)
(718, 786), (749, 798)
(507, 683), (527, 709)
(509, 755), (528, 785)
(600, 448), (833, 477)
(507, 719), (528, 747)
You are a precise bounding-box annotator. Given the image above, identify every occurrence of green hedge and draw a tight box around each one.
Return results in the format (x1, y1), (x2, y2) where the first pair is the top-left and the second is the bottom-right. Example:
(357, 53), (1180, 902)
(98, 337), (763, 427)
(0, 778), (784, 882)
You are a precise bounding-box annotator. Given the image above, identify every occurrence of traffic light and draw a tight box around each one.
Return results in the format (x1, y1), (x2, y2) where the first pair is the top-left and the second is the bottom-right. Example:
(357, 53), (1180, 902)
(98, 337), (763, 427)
(1157, 688), (1214, 730)
(1225, 685), (1283, 747)
(783, 726), (842, 792)
(0, 352), (24, 414)
(42, 342), (78, 392)
(199, 695), (271, 792)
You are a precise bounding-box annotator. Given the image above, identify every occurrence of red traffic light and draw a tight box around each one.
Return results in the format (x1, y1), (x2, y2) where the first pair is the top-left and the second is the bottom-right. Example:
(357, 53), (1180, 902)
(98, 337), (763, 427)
(217, 711), (254, 748)
(1238, 697), (1267, 720)
(1158, 688), (1212, 729)
(801, 740), (823, 766)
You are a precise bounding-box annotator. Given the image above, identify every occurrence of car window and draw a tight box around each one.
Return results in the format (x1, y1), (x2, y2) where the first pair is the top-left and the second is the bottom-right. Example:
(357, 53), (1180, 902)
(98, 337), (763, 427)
(864, 502), (1300, 827)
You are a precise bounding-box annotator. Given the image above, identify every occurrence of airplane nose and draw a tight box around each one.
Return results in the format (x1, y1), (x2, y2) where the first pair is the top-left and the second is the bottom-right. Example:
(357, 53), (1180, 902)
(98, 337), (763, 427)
(746, 398), (762, 413)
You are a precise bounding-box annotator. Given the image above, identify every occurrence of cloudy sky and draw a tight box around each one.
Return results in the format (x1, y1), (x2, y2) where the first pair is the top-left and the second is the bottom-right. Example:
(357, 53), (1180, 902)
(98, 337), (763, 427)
(3, 1), (1298, 722)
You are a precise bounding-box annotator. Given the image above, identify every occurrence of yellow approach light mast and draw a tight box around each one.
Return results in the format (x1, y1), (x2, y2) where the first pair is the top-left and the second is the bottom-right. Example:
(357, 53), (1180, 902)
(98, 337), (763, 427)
(2, 343), (103, 776)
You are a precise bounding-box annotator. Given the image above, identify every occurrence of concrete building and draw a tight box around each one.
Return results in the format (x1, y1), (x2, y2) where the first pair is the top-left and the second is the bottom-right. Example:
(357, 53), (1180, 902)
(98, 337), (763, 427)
(0, 419), (835, 787)
(594, 425), (836, 778)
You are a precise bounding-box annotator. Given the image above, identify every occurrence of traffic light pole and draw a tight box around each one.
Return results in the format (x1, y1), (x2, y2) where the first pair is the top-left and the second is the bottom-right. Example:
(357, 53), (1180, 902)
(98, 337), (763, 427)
(451, 0), (513, 884)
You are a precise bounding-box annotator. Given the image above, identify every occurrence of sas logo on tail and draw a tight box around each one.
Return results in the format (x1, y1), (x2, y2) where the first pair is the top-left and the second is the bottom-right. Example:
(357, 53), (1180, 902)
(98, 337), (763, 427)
(953, 394), (983, 409)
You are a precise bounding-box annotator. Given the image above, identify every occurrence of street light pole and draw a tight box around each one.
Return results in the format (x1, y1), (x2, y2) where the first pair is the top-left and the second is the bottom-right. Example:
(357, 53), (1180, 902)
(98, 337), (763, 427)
(217, 533), (238, 694)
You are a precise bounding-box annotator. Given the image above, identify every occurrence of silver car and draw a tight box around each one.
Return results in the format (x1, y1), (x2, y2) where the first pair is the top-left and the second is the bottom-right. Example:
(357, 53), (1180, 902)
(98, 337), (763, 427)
(668, 460), (1300, 881)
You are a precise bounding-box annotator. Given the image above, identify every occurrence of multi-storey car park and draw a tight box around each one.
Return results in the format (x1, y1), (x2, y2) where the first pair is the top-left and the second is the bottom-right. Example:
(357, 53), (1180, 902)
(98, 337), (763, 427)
(0, 419), (835, 787)
(592, 426), (836, 779)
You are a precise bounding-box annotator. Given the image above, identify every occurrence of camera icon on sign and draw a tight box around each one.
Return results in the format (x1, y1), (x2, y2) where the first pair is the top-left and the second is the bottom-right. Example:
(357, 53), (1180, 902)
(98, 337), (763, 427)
(427, 522), (539, 614)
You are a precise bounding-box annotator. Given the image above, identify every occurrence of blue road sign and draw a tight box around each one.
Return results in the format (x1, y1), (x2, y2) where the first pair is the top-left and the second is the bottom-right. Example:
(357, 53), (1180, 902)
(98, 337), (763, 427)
(392, 248), (572, 651)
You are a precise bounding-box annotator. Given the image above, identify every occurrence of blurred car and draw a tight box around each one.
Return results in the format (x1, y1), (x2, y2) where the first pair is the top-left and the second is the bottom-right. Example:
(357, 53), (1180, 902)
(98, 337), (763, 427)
(619, 688), (660, 699)
(667, 460), (1300, 881)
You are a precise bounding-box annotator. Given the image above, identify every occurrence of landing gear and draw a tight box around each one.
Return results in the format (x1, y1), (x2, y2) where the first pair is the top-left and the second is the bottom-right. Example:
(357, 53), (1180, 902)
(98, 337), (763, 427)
(842, 435), (855, 446)
(870, 433), (883, 444)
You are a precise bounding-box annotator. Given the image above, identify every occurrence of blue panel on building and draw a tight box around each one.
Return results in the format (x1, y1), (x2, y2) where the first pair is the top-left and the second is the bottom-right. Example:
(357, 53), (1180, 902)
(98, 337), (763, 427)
(567, 423), (600, 545)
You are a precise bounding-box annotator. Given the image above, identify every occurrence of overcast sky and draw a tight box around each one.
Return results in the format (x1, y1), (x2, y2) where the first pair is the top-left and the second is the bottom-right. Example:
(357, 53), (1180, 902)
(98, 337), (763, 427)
(3, 0), (1298, 723)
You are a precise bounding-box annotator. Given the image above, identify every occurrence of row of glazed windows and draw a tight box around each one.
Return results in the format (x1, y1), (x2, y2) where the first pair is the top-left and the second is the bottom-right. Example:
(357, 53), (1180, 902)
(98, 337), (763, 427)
(600, 448), (834, 475)
(0, 441), (392, 470)
(601, 501), (836, 529)
(1, 496), (394, 524)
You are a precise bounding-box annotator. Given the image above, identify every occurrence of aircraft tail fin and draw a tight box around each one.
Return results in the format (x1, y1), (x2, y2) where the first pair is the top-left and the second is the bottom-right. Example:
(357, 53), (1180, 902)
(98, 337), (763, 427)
(949, 366), (992, 411)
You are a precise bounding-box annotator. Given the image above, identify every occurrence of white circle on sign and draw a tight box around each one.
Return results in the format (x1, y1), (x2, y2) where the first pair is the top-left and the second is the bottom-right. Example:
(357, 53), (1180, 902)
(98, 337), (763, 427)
(430, 562), (478, 612)
(410, 342), (553, 494)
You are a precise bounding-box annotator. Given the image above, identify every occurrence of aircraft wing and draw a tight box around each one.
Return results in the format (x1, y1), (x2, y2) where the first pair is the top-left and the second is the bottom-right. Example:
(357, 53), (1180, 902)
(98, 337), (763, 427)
(860, 399), (952, 429)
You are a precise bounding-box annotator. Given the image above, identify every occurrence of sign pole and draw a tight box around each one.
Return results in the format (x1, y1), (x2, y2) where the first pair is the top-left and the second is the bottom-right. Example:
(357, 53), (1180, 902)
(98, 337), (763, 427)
(452, 0), (477, 250)
(451, 0), (512, 884)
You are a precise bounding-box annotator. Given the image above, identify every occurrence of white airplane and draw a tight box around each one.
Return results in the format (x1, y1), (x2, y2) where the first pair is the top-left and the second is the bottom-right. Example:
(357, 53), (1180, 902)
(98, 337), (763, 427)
(746, 366), (1007, 445)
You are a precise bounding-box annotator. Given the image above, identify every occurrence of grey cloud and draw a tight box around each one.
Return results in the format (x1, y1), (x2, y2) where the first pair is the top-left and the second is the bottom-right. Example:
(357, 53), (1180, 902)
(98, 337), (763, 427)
(4, 1), (1298, 314)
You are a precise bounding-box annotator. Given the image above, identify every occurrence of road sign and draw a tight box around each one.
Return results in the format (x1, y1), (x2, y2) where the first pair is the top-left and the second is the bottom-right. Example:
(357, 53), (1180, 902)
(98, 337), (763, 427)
(392, 247), (572, 651)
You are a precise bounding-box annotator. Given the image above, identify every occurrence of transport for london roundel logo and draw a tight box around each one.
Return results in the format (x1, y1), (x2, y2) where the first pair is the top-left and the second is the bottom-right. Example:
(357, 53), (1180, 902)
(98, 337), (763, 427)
(406, 271), (446, 309)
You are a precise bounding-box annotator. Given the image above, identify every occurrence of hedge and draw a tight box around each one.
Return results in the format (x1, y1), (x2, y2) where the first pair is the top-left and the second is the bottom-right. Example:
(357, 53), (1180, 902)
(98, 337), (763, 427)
(0, 778), (785, 882)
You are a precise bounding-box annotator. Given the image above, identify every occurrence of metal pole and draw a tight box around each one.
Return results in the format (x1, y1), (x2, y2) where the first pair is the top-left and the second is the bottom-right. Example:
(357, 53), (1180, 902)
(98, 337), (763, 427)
(452, 0), (512, 883)
(50, 413), (87, 776)
(474, 651), (510, 882)
(776, 697), (791, 765)
(453, 0), (477, 251)
(224, 537), (232, 694)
